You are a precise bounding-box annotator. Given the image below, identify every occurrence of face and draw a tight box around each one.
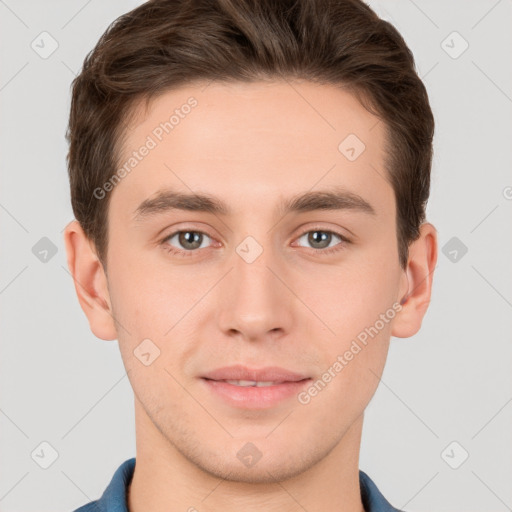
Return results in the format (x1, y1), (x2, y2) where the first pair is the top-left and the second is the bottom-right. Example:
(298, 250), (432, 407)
(78, 80), (414, 482)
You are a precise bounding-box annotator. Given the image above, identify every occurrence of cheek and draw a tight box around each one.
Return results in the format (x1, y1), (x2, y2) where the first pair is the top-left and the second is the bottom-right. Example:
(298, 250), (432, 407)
(108, 245), (181, 324)
(297, 257), (399, 337)
(297, 268), (396, 415)
(107, 254), (207, 372)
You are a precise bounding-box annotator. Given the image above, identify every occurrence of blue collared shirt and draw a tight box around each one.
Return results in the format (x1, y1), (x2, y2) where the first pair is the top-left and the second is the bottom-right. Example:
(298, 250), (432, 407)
(73, 458), (404, 512)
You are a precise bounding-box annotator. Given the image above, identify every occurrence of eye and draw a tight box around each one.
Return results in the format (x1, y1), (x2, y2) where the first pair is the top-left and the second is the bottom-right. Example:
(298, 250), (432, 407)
(162, 230), (213, 256)
(161, 227), (350, 258)
(295, 228), (349, 255)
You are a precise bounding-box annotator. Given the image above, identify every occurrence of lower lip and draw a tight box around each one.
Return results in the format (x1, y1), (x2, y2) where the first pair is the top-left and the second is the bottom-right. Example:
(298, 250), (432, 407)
(201, 378), (312, 409)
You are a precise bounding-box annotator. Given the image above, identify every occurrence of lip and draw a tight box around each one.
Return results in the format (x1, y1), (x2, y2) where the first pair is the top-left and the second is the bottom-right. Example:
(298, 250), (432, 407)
(201, 364), (309, 383)
(200, 365), (312, 409)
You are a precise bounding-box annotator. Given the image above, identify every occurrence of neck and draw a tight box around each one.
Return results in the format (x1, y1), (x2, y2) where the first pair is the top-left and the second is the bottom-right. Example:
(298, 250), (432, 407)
(128, 401), (366, 512)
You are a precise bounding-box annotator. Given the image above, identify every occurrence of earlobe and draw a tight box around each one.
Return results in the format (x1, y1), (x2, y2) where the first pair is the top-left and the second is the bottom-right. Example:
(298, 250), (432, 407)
(392, 222), (438, 338)
(63, 220), (118, 341)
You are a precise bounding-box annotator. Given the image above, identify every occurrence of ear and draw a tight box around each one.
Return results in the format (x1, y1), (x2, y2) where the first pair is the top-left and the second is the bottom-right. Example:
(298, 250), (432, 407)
(63, 220), (117, 341)
(392, 222), (438, 338)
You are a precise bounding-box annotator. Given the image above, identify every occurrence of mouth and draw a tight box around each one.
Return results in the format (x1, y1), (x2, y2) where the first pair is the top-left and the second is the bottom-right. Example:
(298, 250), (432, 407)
(205, 379), (300, 387)
(200, 368), (312, 409)
(201, 364), (310, 383)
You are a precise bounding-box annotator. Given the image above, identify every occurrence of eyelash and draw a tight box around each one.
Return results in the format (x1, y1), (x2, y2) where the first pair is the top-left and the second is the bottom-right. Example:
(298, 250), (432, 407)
(161, 227), (351, 258)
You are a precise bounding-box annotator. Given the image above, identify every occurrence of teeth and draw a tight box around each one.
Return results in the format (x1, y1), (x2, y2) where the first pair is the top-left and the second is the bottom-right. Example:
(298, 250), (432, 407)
(224, 380), (280, 387)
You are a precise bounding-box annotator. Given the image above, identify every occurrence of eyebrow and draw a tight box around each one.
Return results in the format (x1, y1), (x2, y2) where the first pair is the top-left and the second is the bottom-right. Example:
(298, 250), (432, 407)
(132, 186), (376, 220)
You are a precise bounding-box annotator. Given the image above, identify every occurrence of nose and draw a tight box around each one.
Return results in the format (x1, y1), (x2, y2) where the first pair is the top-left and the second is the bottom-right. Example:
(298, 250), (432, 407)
(215, 241), (294, 342)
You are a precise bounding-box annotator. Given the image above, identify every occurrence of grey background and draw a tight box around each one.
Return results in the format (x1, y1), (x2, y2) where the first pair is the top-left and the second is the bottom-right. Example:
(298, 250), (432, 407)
(0, 1), (511, 511)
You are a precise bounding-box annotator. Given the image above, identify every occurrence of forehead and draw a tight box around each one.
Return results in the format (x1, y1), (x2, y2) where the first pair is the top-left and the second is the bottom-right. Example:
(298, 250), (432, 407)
(112, 80), (392, 217)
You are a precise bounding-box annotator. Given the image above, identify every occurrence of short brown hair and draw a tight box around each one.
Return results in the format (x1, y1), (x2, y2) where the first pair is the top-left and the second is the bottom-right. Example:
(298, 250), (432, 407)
(66, 0), (434, 269)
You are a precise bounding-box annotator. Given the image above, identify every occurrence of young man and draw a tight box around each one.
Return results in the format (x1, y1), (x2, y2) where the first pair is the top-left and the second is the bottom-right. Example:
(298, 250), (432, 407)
(64, 0), (437, 511)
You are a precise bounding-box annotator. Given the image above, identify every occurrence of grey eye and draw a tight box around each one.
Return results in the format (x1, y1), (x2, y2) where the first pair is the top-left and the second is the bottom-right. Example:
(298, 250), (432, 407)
(297, 230), (342, 250)
(166, 231), (212, 251)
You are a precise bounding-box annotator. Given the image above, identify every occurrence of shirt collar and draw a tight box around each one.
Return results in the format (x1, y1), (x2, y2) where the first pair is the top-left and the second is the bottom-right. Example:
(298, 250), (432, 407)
(75, 458), (403, 512)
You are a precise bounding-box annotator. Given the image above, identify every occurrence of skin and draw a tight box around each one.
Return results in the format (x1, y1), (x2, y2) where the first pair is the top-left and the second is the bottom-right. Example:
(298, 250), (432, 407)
(64, 80), (437, 512)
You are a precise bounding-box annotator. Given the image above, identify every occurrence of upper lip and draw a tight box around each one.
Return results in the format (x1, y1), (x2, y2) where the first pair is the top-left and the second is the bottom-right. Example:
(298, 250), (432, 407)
(201, 365), (310, 383)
